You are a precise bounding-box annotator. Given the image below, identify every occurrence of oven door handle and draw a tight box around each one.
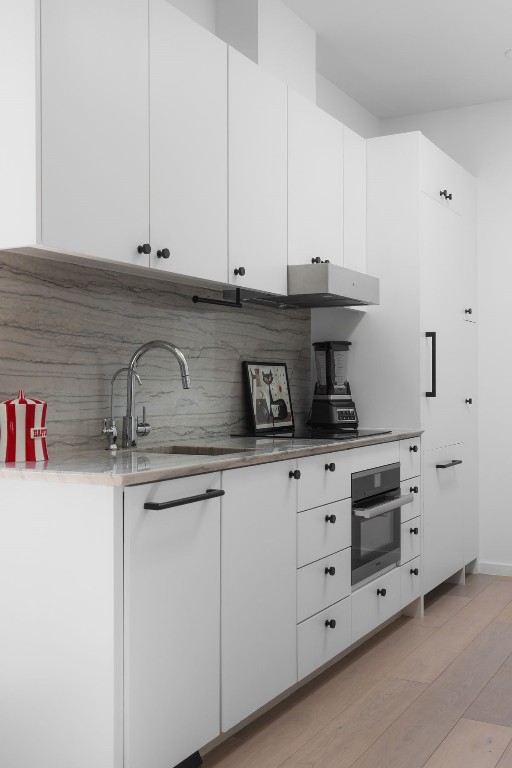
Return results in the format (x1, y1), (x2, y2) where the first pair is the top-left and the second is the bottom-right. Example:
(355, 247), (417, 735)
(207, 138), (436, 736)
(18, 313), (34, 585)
(352, 492), (415, 520)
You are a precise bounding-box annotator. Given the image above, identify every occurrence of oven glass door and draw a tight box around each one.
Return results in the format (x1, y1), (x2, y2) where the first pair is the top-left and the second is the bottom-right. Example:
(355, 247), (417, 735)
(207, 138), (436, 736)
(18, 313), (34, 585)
(351, 495), (401, 586)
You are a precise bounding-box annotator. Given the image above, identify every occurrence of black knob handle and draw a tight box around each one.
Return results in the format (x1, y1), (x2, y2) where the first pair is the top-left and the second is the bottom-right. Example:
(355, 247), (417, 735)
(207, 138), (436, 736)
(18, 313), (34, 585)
(410, 527), (419, 535)
(465, 308), (473, 315)
(325, 566), (336, 576)
(234, 267), (246, 276)
(377, 588), (387, 597)
(440, 189), (453, 200)
(410, 486), (419, 494)
(409, 445), (418, 453)
(137, 243), (151, 255)
(289, 469), (301, 480)
(311, 257), (321, 264)
(410, 568), (419, 576)
(157, 248), (170, 259)
(465, 398), (473, 404)
(325, 514), (337, 524)
(325, 619), (336, 629)
(325, 462), (336, 472)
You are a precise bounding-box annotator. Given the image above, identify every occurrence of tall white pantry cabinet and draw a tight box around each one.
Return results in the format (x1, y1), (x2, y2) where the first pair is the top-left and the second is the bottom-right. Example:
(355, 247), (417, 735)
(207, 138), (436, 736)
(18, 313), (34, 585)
(350, 131), (478, 595)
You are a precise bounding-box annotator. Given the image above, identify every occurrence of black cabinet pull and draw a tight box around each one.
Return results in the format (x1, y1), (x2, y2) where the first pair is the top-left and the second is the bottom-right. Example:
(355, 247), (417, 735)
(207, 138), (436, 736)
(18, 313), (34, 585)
(311, 257), (330, 264)
(144, 488), (224, 511)
(325, 462), (336, 472)
(436, 459), (463, 469)
(377, 588), (387, 597)
(465, 308), (473, 315)
(426, 331), (437, 397)
(410, 486), (419, 494)
(137, 243), (151, 255)
(409, 445), (418, 453)
(234, 267), (246, 276)
(157, 248), (170, 259)
(289, 469), (301, 480)
(410, 527), (419, 535)
(325, 619), (336, 629)
(325, 514), (337, 524)
(465, 398), (473, 404)
(325, 566), (336, 576)
(410, 568), (419, 576)
(440, 189), (453, 200)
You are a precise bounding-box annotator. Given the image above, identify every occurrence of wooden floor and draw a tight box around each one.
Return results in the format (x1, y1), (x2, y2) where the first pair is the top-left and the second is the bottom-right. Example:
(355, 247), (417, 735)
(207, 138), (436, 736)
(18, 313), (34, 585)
(204, 574), (512, 768)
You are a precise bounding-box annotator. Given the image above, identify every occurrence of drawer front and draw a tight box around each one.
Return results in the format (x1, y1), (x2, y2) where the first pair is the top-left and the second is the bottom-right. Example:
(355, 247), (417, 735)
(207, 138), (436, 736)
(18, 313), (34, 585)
(297, 499), (351, 567)
(350, 442), (399, 475)
(400, 516), (421, 565)
(400, 479), (421, 523)
(297, 548), (351, 623)
(401, 556), (422, 607)
(399, 438), (421, 480)
(297, 451), (351, 511)
(351, 567), (401, 643)
(297, 597), (351, 681)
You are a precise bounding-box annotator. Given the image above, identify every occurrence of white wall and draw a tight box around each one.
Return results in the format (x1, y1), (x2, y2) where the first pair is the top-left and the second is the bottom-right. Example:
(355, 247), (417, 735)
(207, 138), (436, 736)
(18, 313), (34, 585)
(316, 73), (381, 139)
(382, 100), (512, 574)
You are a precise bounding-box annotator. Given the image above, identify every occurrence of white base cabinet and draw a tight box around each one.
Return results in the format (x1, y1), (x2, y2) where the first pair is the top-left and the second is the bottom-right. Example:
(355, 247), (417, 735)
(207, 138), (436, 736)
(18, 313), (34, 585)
(123, 475), (222, 768)
(220, 461), (297, 731)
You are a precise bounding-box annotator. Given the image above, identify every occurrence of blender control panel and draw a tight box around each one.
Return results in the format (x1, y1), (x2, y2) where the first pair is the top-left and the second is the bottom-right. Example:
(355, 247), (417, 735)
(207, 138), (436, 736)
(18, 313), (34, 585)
(336, 408), (357, 422)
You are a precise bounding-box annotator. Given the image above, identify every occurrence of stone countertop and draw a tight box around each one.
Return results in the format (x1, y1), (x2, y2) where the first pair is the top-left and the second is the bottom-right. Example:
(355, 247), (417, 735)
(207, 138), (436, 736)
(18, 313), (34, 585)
(0, 430), (422, 486)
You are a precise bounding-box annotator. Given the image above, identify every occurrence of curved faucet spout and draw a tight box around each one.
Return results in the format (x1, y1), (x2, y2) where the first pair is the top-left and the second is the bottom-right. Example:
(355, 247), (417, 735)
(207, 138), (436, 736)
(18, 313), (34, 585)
(123, 340), (191, 448)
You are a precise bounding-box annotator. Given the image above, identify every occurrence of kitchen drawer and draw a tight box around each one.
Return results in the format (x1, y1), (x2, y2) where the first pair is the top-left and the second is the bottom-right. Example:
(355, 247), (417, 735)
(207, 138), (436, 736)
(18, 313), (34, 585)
(400, 516), (421, 565)
(297, 596), (351, 681)
(400, 479), (421, 523)
(350, 442), (399, 475)
(399, 438), (421, 480)
(297, 451), (351, 511)
(297, 548), (351, 623)
(401, 556), (422, 608)
(351, 567), (401, 643)
(297, 499), (351, 567)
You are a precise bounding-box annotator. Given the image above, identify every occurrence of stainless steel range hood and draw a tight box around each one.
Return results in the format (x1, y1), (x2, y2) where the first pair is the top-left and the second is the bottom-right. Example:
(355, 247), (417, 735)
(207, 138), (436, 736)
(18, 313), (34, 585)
(224, 263), (380, 309)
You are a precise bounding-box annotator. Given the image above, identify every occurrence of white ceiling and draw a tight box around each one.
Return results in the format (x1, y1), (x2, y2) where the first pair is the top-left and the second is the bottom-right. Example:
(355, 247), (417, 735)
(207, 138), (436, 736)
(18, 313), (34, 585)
(281, 0), (512, 119)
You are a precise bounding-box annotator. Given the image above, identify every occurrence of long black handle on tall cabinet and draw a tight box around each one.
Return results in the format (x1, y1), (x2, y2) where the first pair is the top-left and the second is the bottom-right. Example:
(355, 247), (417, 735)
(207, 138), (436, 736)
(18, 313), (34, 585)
(426, 332), (437, 397)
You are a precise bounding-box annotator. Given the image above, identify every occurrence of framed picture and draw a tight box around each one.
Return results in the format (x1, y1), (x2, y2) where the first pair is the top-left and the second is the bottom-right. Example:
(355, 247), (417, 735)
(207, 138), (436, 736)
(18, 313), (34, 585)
(242, 361), (294, 432)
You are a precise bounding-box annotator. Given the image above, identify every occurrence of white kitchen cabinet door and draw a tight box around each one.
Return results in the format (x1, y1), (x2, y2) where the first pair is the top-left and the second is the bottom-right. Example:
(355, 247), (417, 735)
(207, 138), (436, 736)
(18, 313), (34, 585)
(40, 0), (150, 266)
(343, 126), (366, 273)
(351, 567), (401, 644)
(297, 596), (351, 681)
(288, 89), (344, 267)
(221, 461), (297, 731)
(124, 474), (221, 768)
(422, 444), (465, 595)
(149, 1), (228, 283)
(228, 48), (288, 294)
(420, 135), (463, 216)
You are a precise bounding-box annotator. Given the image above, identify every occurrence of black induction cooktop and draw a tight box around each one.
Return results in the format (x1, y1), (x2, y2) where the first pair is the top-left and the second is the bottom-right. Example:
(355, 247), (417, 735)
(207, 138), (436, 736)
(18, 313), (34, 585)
(233, 428), (392, 441)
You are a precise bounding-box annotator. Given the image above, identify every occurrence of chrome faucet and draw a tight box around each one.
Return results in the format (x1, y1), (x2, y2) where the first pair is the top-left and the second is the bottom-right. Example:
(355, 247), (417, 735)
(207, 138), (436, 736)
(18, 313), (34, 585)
(122, 340), (191, 448)
(102, 367), (142, 451)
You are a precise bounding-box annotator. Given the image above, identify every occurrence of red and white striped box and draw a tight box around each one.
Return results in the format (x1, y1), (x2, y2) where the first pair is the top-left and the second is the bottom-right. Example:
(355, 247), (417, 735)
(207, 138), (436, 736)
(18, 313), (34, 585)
(0, 390), (48, 462)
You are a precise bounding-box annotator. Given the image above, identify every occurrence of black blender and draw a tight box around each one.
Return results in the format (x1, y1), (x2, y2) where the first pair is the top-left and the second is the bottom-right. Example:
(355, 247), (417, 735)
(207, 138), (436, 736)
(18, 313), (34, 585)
(309, 341), (359, 430)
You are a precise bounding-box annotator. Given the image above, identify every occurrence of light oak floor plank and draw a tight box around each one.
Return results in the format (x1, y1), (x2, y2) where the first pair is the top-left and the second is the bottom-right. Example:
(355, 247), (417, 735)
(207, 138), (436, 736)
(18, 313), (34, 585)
(387, 578), (512, 684)
(495, 600), (512, 624)
(440, 572), (497, 598)
(350, 621), (512, 768)
(497, 740), (512, 767)
(277, 677), (426, 768)
(410, 592), (471, 627)
(465, 665), (512, 727)
(423, 719), (512, 768)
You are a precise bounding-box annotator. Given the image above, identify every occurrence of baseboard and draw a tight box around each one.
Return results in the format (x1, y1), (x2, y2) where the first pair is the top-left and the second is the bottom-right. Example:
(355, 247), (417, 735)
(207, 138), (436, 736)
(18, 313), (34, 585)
(478, 561), (512, 577)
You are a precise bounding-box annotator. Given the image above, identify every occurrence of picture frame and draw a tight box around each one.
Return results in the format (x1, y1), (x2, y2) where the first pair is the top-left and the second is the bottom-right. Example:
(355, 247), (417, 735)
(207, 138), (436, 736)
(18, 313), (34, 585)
(242, 361), (295, 433)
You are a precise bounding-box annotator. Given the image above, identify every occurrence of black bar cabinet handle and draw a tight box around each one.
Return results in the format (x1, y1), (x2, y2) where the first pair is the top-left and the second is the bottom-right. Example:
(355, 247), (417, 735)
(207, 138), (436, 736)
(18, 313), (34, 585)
(144, 488), (225, 510)
(435, 460), (463, 469)
(426, 332), (436, 397)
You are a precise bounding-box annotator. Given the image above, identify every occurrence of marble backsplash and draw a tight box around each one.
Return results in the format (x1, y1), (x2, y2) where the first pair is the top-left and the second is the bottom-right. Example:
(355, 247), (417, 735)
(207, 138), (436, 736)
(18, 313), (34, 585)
(0, 253), (311, 452)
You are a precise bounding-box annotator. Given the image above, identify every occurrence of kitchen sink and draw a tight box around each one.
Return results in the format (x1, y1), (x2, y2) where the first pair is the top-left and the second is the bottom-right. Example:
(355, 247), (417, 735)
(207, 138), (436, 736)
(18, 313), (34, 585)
(139, 444), (253, 457)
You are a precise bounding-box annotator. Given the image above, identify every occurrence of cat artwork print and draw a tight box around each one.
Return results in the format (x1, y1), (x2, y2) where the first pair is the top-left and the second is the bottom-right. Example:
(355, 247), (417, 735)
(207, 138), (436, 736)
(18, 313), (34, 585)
(243, 361), (294, 431)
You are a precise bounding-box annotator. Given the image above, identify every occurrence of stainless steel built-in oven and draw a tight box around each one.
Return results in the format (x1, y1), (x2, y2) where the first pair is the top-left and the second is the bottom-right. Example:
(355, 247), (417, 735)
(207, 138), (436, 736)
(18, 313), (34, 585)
(351, 462), (414, 587)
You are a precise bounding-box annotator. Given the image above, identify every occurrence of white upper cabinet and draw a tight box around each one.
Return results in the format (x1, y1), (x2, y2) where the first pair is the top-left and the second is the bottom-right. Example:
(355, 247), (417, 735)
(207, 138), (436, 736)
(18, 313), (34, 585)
(40, 0), (150, 266)
(343, 126), (367, 273)
(288, 89), (344, 267)
(149, 1), (228, 283)
(228, 48), (288, 295)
